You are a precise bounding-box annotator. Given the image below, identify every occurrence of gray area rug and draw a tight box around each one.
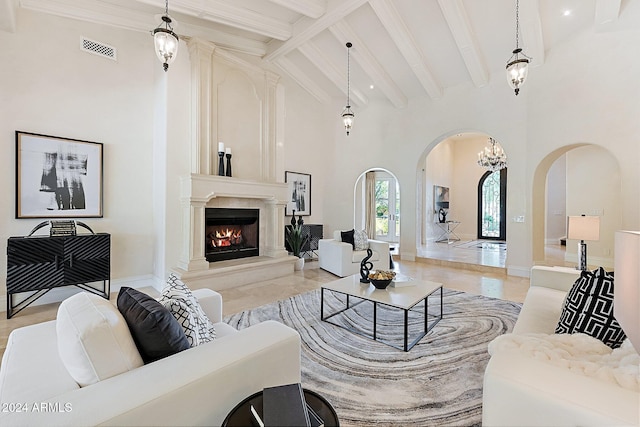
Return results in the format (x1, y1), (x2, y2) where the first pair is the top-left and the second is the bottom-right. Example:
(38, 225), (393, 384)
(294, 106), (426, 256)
(225, 288), (521, 426)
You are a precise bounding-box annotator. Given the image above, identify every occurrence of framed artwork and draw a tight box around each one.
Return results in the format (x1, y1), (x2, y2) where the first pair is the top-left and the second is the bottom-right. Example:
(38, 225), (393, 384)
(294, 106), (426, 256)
(285, 171), (311, 216)
(433, 185), (450, 212)
(16, 131), (104, 219)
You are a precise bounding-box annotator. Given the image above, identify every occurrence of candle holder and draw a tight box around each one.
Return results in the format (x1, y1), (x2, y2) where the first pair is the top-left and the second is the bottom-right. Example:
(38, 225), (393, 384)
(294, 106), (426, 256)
(218, 151), (225, 176)
(225, 153), (232, 177)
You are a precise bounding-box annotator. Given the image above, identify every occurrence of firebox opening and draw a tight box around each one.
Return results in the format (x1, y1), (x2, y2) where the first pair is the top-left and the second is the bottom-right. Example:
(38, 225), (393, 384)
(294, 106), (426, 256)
(205, 208), (259, 262)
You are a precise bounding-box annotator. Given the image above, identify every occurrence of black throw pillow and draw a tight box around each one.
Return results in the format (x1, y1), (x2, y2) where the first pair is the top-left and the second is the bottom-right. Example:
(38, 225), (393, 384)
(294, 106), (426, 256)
(117, 287), (190, 363)
(555, 267), (626, 349)
(341, 229), (355, 249)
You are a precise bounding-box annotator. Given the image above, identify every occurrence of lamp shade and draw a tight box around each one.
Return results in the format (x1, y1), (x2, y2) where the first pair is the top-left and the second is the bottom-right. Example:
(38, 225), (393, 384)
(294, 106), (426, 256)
(614, 230), (640, 353)
(567, 215), (600, 241)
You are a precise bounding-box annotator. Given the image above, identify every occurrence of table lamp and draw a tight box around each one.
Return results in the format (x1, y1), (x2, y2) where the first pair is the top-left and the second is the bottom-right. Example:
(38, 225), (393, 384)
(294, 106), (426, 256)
(614, 230), (640, 353)
(567, 215), (600, 271)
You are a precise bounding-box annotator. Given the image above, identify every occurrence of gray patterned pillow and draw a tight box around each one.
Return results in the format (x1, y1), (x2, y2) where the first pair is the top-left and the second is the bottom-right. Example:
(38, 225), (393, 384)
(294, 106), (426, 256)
(354, 229), (369, 251)
(158, 274), (216, 347)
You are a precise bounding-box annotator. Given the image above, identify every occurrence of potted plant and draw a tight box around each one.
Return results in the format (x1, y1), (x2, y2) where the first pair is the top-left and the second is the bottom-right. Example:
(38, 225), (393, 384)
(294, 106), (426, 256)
(286, 222), (309, 271)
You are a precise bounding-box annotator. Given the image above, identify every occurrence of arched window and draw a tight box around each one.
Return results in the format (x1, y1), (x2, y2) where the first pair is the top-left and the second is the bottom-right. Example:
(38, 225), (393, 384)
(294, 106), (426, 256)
(477, 169), (507, 240)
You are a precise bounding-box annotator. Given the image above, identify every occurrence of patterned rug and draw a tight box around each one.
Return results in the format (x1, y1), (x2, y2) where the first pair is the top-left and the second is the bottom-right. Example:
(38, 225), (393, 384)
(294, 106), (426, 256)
(451, 240), (507, 251)
(225, 288), (521, 426)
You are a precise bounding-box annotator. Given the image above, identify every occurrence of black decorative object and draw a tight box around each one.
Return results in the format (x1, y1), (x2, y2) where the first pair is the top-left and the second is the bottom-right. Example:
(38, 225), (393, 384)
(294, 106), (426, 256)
(359, 248), (373, 283)
(218, 151), (225, 176)
(439, 208), (447, 223)
(297, 215), (304, 226)
(290, 210), (297, 226)
(370, 278), (393, 289)
(225, 153), (232, 177)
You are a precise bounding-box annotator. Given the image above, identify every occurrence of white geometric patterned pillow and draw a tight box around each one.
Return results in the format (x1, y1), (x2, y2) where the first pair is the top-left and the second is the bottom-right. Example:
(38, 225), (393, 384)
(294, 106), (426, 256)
(157, 274), (216, 347)
(354, 229), (369, 251)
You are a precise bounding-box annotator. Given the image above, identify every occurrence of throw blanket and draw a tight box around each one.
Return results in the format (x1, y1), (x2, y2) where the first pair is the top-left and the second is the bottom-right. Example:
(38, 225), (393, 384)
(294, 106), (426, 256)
(489, 333), (640, 391)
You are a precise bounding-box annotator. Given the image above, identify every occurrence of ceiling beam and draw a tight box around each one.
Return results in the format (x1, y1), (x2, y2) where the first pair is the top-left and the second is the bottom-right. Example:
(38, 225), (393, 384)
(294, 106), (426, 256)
(369, 0), (443, 99)
(135, 0), (292, 41)
(0, 0), (17, 32)
(298, 41), (368, 107)
(437, 0), (488, 88)
(595, 0), (621, 27)
(266, 0), (326, 19)
(265, 0), (369, 61)
(329, 21), (407, 108)
(519, 0), (545, 67)
(273, 57), (332, 104)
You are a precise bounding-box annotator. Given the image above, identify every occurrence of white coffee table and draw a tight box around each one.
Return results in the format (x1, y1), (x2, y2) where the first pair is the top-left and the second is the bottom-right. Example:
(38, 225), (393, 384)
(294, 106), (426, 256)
(321, 275), (443, 351)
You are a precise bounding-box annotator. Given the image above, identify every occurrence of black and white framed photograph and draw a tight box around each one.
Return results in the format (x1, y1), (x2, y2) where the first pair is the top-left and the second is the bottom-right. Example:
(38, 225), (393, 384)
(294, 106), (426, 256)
(16, 131), (103, 218)
(285, 171), (311, 216)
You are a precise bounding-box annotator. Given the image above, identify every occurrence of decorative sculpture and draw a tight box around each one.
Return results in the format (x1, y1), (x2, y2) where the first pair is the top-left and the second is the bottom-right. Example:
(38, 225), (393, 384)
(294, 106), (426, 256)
(438, 207), (447, 223)
(359, 248), (374, 283)
(218, 151), (225, 176)
(290, 210), (297, 226)
(225, 152), (232, 177)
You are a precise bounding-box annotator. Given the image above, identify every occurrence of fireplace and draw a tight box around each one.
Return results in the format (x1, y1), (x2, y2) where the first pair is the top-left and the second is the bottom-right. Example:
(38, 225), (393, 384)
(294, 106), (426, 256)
(205, 208), (259, 262)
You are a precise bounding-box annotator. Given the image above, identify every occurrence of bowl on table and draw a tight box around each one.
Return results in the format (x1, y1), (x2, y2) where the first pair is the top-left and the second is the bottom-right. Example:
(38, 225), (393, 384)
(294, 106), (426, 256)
(368, 271), (396, 289)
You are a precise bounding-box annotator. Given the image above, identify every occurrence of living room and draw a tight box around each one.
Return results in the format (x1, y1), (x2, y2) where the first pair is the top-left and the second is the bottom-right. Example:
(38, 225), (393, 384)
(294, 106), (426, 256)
(0, 1), (639, 426)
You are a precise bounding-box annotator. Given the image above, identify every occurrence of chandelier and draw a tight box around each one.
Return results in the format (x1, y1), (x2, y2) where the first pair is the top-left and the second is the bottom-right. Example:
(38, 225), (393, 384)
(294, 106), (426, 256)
(341, 42), (354, 136)
(152, 0), (179, 72)
(506, 0), (531, 95)
(478, 138), (507, 171)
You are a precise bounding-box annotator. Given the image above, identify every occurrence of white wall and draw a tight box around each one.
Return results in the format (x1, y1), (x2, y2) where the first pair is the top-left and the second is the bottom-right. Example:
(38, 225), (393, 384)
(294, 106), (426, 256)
(546, 154), (567, 243)
(0, 10), (158, 301)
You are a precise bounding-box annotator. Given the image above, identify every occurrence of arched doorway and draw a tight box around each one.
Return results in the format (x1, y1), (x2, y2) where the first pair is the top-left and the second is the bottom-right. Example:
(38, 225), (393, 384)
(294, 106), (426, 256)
(477, 169), (507, 240)
(354, 168), (400, 247)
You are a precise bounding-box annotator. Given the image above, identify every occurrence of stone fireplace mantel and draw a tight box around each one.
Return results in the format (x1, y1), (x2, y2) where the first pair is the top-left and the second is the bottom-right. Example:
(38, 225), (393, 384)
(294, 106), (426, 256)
(172, 174), (294, 290)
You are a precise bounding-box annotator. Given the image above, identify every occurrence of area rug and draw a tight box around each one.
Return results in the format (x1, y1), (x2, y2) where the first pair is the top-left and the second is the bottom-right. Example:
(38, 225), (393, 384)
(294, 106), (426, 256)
(225, 288), (521, 426)
(452, 240), (507, 251)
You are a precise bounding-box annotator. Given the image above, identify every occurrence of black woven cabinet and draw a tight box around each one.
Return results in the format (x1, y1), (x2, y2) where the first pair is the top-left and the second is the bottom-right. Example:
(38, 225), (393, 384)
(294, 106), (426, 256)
(6, 233), (110, 318)
(285, 224), (323, 258)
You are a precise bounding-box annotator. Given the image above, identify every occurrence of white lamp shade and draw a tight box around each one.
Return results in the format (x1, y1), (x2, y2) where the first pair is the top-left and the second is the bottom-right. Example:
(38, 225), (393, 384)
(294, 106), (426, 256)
(614, 230), (640, 353)
(567, 216), (600, 241)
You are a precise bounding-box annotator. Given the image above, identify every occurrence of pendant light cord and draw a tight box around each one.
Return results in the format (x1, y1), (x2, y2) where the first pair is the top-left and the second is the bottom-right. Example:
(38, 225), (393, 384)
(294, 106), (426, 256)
(165, 0), (169, 16)
(346, 43), (351, 107)
(515, 0), (520, 49)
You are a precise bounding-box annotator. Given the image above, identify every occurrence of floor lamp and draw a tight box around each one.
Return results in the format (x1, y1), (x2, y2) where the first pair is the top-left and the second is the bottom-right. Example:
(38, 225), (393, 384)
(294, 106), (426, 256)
(614, 230), (640, 353)
(567, 215), (600, 271)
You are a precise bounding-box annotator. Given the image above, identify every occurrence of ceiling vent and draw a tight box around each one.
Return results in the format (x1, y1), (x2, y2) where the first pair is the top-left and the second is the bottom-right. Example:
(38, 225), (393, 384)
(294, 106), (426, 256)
(80, 37), (117, 61)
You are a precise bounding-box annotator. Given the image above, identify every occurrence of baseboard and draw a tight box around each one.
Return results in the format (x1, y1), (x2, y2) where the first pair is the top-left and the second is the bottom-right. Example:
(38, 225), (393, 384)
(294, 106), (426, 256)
(563, 253), (613, 269)
(506, 265), (530, 278)
(400, 252), (416, 262)
(0, 274), (162, 314)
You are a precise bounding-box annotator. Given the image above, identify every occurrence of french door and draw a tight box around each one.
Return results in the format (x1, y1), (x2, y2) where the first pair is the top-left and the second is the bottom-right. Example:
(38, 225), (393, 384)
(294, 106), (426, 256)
(375, 177), (400, 242)
(477, 169), (507, 240)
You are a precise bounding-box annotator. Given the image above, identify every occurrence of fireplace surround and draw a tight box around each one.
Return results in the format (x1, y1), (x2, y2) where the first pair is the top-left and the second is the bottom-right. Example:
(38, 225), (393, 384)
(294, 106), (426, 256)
(205, 208), (259, 262)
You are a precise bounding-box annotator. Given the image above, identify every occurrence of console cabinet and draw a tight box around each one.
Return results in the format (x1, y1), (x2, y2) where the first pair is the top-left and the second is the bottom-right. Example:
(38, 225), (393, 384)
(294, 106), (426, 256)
(6, 233), (110, 318)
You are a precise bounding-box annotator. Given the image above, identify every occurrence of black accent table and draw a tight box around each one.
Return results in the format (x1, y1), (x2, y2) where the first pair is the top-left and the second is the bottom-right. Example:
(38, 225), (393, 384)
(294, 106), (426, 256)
(222, 388), (339, 427)
(6, 233), (111, 318)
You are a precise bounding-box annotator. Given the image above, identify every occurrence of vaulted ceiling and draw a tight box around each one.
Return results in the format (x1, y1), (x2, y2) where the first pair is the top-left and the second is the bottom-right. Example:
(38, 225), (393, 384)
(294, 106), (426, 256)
(4, 0), (636, 107)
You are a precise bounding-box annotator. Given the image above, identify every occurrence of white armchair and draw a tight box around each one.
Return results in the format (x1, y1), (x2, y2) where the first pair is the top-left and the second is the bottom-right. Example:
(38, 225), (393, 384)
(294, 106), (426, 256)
(318, 231), (390, 277)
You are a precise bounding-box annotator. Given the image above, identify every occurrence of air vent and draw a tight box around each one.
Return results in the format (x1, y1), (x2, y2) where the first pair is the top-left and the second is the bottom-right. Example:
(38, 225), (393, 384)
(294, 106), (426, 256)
(80, 37), (117, 61)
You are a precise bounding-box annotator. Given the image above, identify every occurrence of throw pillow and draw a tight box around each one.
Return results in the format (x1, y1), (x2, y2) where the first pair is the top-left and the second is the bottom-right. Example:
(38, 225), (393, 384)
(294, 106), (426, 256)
(56, 292), (144, 387)
(555, 267), (627, 349)
(354, 229), (369, 251)
(157, 274), (216, 347)
(117, 287), (190, 363)
(341, 229), (355, 249)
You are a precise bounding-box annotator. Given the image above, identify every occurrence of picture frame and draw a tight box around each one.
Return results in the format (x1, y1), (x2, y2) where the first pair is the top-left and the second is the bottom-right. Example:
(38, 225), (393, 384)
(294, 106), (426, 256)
(433, 185), (450, 212)
(16, 131), (104, 219)
(285, 171), (311, 216)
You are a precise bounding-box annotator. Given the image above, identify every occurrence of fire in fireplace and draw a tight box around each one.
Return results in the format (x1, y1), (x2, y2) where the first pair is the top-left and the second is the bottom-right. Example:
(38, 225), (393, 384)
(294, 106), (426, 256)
(205, 208), (259, 262)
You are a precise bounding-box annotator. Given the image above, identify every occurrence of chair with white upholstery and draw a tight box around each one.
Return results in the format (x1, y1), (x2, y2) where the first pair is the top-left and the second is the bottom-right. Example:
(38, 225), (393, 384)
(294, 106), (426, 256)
(318, 230), (390, 277)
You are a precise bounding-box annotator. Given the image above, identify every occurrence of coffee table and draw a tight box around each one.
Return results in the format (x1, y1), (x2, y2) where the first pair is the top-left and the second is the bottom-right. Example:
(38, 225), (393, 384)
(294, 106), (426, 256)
(321, 275), (443, 351)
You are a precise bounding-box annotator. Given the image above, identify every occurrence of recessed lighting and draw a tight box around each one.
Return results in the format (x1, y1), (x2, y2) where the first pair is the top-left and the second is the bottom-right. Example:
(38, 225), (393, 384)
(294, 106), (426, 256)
(369, 84), (374, 89)
(563, 10), (572, 16)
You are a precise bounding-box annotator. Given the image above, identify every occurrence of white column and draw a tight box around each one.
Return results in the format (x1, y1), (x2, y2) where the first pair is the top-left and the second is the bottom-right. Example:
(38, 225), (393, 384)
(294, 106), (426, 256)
(263, 199), (289, 258)
(261, 71), (280, 182)
(178, 199), (209, 271)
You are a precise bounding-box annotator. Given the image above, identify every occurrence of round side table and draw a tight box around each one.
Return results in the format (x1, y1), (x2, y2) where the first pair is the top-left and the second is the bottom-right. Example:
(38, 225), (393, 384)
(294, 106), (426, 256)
(222, 388), (339, 427)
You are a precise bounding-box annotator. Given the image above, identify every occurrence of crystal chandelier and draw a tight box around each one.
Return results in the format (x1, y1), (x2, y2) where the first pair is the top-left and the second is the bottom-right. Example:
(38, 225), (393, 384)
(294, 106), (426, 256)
(506, 0), (531, 95)
(478, 138), (507, 171)
(153, 0), (179, 72)
(341, 42), (354, 136)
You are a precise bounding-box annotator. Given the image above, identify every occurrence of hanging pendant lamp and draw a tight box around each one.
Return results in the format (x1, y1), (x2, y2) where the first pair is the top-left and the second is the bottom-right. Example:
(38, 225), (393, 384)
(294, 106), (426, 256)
(153, 0), (179, 72)
(341, 42), (354, 136)
(477, 138), (507, 172)
(506, 0), (531, 95)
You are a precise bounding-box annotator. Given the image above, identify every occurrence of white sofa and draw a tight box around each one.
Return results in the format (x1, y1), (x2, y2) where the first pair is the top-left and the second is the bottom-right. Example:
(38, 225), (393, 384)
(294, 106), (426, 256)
(482, 266), (640, 426)
(0, 289), (301, 426)
(318, 231), (390, 277)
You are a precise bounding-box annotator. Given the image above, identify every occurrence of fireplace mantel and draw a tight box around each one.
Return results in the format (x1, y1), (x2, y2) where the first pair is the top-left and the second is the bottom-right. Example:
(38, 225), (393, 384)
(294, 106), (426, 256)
(177, 174), (290, 273)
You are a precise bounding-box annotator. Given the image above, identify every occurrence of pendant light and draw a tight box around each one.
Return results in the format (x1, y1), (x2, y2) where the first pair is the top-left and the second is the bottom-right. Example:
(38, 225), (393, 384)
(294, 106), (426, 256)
(153, 0), (179, 72)
(341, 42), (354, 136)
(506, 0), (531, 95)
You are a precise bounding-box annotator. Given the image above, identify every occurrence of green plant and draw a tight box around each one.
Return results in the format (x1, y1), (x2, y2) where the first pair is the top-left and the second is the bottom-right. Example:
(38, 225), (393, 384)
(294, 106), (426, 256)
(286, 224), (309, 258)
